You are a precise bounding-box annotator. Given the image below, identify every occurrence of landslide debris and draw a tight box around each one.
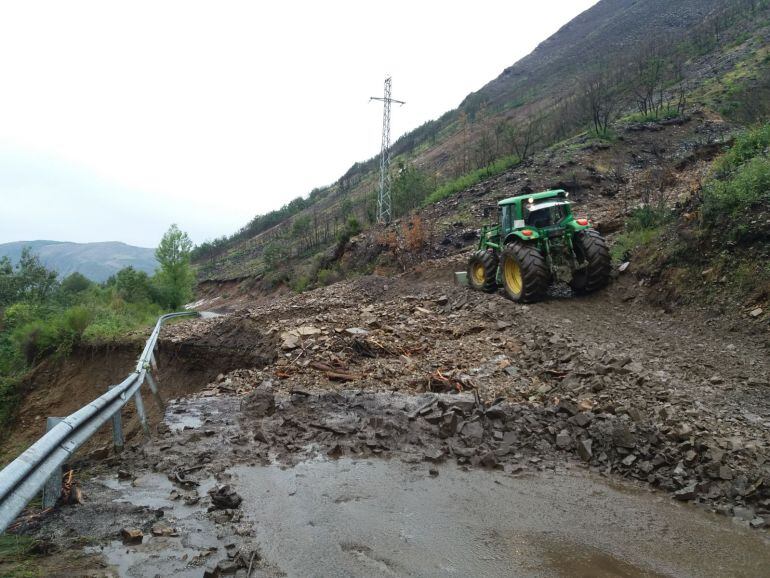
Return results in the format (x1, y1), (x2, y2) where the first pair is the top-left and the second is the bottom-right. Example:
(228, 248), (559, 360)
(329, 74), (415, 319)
(152, 273), (770, 526)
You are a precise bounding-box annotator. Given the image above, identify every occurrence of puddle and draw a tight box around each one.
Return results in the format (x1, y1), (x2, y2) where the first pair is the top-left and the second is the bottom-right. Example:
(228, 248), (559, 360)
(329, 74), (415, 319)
(85, 539), (211, 578)
(93, 473), (225, 576)
(98, 472), (216, 517)
(164, 398), (221, 432)
(228, 458), (770, 578)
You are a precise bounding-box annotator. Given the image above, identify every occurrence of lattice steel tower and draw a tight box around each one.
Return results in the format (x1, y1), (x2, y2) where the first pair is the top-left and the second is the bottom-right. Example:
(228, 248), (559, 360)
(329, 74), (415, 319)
(370, 77), (405, 224)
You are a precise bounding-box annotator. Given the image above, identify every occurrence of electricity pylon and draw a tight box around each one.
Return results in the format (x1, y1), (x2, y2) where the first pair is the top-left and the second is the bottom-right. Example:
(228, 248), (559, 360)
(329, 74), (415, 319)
(370, 77), (405, 224)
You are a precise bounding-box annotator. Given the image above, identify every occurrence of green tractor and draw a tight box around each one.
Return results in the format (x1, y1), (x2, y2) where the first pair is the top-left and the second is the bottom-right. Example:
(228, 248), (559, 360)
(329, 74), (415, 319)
(467, 189), (610, 302)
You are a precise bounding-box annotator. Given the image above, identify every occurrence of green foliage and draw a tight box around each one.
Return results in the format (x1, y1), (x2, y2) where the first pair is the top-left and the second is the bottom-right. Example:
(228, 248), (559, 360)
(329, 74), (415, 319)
(60, 272), (92, 294)
(391, 164), (434, 217)
(703, 123), (770, 220)
(291, 214), (312, 237)
(712, 124), (770, 177)
(154, 224), (195, 309)
(0, 249), (59, 307)
(291, 275), (310, 293)
(0, 230), (190, 434)
(623, 108), (682, 124)
(81, 300), (161, 344)
(610, 227), (663, 262)
(114, 266), (152, 303)
(423, 155), (520, 206)
(192, 194), (319, 262)
(63, 305), (92, 336)
(317, 268), (339, 286)
(262, 241), (287, 269)
(344, 217), (361, 238)
(626, 204), (672, 231)
(0, 534), (41, 577)
(331, 216), (364, 253)
(704, 156), (770, 218)
(611, 205), (672, 262)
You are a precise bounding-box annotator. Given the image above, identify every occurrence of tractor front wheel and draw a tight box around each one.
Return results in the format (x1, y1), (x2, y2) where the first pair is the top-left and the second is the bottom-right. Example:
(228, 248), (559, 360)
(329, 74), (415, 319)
(569, 229), (611, 294)
(501, 243), (549, 302)
(467, 250), (498, 293)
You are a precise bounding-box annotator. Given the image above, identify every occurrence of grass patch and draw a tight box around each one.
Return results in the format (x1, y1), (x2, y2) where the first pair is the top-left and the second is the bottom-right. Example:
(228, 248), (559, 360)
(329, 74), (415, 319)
(622, 109), (682, 124)
(703, 123), (770, 220)
(0, 535), (41, 578)
(423, 155), (520, 206)
(611, 227), (663, 262)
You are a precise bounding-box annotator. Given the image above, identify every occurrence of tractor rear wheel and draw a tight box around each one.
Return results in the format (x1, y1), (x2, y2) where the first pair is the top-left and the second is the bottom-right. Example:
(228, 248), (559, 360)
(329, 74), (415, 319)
(570, 229), (611, 294)
(467, 250), (498, 293)
(501, 243), (549, 302)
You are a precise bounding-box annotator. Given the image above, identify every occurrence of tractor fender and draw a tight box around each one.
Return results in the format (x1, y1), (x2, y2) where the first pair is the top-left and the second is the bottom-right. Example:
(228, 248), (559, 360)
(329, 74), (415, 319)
(566, 220), (591, 233)
(504, 231), (540, 244)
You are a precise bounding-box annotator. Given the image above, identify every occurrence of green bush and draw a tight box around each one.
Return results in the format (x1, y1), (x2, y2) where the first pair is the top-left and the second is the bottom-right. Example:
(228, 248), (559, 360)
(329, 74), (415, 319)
(63, 305), (92, 336)
(13, 319), (65, 364)
(292, 275), (310, 293)
(317, 268), (339, 286)
(626, 204), (672, 231)
(712, 124), (770, 178)
(610, 227), (662, 262)
(60, 272), (92, 294)
(1, 302), (38, 330)
(704, 152), (770, 219)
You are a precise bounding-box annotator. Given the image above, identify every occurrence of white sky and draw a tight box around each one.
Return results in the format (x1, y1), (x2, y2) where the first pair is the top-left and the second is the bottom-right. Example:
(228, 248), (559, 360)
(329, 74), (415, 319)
(0, 0), (598, 247)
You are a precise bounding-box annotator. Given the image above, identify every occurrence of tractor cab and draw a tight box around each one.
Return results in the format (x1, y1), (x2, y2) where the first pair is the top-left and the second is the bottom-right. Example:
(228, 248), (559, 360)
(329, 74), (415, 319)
(496, 189), (580, 243)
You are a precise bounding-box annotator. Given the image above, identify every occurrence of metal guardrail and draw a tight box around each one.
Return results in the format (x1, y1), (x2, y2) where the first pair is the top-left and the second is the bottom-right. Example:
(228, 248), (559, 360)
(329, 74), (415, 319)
(0, 311), (199, 533)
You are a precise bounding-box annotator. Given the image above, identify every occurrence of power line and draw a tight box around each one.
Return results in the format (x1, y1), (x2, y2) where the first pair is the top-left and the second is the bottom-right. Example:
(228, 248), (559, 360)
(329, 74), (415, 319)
(370, 76), (405, 224)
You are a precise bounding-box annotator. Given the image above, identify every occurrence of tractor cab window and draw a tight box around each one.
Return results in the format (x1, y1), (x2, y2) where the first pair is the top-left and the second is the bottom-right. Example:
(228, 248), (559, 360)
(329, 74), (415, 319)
(501, 206), (512, 231)
(524, 201), (570, 228)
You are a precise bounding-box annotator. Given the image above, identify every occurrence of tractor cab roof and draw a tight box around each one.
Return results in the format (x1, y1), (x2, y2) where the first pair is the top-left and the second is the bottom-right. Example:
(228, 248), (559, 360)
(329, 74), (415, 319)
(498, 189), (568, 206)
(525, 199), (571, 212)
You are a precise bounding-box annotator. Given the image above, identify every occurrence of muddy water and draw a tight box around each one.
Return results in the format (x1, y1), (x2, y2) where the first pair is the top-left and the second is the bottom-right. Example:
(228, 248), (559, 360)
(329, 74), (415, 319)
(230, 458), (770, 578)
(90, 473), (224, 578)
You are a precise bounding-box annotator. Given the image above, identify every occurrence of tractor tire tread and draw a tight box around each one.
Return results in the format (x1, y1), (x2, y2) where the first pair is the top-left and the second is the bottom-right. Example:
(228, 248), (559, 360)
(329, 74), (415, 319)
(570, 229), (611, 293)
(467, 250), (498, 293)
(502, 243), (549, 302)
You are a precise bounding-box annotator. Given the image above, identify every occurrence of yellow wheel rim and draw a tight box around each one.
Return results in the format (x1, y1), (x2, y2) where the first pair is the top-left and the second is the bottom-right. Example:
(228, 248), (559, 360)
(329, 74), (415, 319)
(472, 263), (486, 285)
(504, 258), (523, 296)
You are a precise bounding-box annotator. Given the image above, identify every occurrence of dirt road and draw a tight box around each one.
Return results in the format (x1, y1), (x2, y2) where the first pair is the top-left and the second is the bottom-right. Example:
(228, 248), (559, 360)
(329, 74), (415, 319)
(7, 268), (770, 575)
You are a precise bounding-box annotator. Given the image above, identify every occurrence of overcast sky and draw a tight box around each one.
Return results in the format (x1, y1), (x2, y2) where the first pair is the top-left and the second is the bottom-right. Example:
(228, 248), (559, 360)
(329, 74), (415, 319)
(0, 0), (598, 248)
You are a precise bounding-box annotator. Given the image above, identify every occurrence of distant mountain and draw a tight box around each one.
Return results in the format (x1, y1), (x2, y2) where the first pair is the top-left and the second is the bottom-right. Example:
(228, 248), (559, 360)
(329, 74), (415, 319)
(0, 240), (158, 283)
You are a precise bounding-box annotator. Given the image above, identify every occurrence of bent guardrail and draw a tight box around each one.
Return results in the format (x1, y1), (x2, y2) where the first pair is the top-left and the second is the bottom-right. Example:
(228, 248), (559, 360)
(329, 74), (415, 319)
(0, 311), (199, 533)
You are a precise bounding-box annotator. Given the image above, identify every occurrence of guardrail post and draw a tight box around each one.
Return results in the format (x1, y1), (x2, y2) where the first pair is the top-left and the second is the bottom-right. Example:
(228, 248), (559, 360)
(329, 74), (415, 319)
(145, 372), (165, 412)
(42, 417), (63, 508)
(150, 353), (158, 372)
(134, 390), (150, 435)
(108, 385), (125, 452)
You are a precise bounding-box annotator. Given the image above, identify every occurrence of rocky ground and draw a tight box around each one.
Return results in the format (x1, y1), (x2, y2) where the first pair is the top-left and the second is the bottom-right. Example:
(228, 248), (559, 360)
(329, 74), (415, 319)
(164, 265), (770, 522)
(7, 261), (770, 575)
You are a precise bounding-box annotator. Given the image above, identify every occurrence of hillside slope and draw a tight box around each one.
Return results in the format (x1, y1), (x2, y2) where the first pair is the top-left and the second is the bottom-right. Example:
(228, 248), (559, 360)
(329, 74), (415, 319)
(194, 0), (770, 289)
(0, 240), (158, 282)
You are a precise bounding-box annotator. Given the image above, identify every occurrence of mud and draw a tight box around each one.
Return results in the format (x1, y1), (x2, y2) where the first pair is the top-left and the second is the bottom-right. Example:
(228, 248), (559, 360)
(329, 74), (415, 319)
(19, 380), (769, 576)
(229, 457), (770, 577)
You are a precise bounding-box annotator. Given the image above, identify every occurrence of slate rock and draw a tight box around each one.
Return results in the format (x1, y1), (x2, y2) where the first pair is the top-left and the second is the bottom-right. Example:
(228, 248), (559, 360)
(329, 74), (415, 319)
(242, 386), (275, 417)
(120, 528), (143, 544)
(209, 485), (243, 510)
(461, 421), (484, 444)
(577, 439), (593, 461)
(673, 483), (697, 501)
(555, 430), (572, 449)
